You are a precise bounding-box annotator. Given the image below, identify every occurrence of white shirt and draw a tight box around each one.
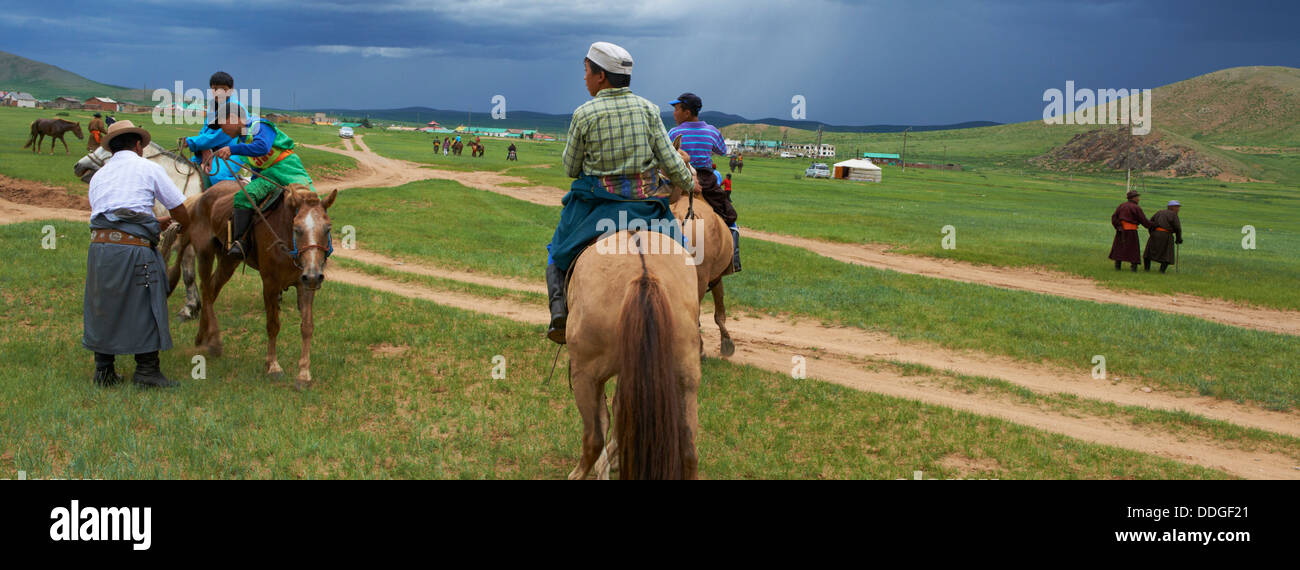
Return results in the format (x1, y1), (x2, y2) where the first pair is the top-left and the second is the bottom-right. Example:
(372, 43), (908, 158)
(87, 150), (186, 218)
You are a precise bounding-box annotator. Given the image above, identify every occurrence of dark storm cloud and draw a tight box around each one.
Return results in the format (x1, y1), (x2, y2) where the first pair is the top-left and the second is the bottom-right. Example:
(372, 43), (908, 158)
(3, 0), (1295, 124)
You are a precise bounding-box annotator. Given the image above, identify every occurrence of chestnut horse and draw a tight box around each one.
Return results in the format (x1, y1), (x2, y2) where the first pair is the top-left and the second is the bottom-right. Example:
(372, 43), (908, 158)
(178, 181), (338, 390)
(565, 230), (702, 480)
(23, 118), (83, 155)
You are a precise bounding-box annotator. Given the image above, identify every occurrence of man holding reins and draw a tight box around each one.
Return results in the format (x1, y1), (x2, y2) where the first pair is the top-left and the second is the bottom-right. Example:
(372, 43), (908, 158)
(544, 41), (696, 344)
(84, 121), (192, 388)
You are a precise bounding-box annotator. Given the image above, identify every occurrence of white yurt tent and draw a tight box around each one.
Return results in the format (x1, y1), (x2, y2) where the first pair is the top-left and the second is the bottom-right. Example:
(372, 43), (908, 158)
(832, 159), (882, 182)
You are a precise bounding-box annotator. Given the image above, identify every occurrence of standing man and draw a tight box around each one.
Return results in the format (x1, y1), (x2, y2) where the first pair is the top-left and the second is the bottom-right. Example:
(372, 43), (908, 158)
(736, 154), (743, 173)
(84, 121), (192, 388)
(668, 92), (741, 273)
(87, 113), (107, 152)
(544, 41), (696, 344)
(1144, 200), (1184, 273)
(1109, 190), (1155, 271)
(723, 173), (732, 193)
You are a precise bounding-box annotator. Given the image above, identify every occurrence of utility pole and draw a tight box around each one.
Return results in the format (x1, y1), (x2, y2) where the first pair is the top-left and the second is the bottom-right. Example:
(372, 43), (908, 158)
(902, 127), (912, 172)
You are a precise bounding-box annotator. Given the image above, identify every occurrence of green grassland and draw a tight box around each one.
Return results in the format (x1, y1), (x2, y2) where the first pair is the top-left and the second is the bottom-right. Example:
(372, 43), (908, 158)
(0, 220), (1228, 479)
(333, 179), (1300, 410)
(0, 106), (355, 192)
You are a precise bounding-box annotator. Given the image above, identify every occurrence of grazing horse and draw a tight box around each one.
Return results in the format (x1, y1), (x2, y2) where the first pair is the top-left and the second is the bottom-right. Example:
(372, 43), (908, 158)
(565, 230), (702, 480)
(23, 119), (83, 155)
(180, 181), (338, 390)
(74, 143), (208, 321)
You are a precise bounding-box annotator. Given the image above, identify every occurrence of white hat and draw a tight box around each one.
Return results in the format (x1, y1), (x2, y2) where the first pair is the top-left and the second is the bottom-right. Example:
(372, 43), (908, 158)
(586, 42), (634, 75)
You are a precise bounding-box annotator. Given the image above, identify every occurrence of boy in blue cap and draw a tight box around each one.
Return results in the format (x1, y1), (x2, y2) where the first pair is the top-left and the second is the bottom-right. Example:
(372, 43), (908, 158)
(668, 92), (740, 272)
(179, 71), (248, 185)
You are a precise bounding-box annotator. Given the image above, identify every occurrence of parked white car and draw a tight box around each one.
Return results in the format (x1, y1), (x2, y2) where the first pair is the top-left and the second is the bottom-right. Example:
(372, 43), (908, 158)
(339, 126), (354, 139)
(779, 151), (796, 158)
(805, 163), (831, 178)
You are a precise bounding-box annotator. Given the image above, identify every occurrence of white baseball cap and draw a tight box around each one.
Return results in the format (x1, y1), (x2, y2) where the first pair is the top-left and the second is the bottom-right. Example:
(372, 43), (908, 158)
(586, 42), (634, 75)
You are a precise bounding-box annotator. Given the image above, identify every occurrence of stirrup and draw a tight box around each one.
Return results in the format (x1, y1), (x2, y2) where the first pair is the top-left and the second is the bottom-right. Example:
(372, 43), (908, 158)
(228, 240), (246, 259)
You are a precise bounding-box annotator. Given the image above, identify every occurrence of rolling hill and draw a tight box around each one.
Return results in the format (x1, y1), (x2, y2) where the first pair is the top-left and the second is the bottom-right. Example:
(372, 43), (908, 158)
(0, 50), (152, 103)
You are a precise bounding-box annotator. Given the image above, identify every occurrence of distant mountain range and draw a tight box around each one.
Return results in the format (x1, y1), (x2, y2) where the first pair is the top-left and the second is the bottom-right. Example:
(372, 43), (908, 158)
(299, 105), (1001, 135)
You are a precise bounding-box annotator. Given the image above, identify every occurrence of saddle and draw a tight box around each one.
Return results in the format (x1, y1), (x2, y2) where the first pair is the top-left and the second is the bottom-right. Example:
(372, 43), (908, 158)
(216, 188), (286, 252)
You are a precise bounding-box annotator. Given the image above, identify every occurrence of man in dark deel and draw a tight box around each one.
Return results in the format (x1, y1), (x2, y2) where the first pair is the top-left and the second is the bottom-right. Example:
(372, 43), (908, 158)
(84, 121), (192, 388)
(1109, 190), (1155, 272)
(1143, 200), (1184, 273)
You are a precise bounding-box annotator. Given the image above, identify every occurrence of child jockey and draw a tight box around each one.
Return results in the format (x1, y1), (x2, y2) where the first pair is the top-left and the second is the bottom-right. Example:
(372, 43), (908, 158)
(668, 92), (741, 272)
(212, 104), (316, 259)
(180, 71), (248, 185)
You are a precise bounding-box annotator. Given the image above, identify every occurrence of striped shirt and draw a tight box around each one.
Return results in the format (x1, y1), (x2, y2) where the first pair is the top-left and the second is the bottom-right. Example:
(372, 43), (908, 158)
(563, 87), (693, 192)
(667, 121), (727, 169)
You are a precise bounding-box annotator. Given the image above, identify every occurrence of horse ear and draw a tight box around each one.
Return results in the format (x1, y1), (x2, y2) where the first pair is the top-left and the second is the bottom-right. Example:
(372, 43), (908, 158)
(284, 189), (300, 209)
(321, 189), (338, 209)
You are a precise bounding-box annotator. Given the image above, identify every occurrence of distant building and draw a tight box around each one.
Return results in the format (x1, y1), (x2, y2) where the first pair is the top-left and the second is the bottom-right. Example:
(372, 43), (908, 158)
(49, 96), (83, 110)
(265, 112), (291, 123)
(313, 112), (335, 123)
(83, 97), (119, 112)
(286, 115), (314, 125)
(862, 152), (901, 166)
(833, 159), (882, 182)
(5, 92), (37, 108)
(119, 103), (153, 114)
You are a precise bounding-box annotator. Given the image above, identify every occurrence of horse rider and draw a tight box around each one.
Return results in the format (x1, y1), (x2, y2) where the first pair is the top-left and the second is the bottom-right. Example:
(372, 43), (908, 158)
(87, 112), (107, 152)
(1144, 200), (1184, 273)
(84, 120), (192, 388)
(669, 92), (741, 273)
(544, 41), (695, 344)
(507, 142), (517, 160)
(212, 104), (317, 259)
(1109, 190), (1155, 271)
(180, 71), (249, 185)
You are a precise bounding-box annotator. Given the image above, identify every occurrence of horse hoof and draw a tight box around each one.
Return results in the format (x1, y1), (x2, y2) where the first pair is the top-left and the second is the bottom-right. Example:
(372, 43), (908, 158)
(721, 338), (735, 357)
(294, 381), (310, 392)
(208, 345), (222, 358)
(269, 370), (284, 380)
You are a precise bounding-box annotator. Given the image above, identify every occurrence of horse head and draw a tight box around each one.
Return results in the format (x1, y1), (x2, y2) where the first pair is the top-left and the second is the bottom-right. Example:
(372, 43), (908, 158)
(70, 121), (84, 140)
(74, 146), (113, 183)
(285, 186), (338, 290)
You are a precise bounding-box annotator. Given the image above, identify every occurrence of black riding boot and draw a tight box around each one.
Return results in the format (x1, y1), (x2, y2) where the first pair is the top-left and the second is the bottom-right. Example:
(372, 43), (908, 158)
(730, 227), (742, 273)
(1143, 258), (1152, 271)
(93, 352), (122, 387)
(1131, 263), (1139, 272)
(132, 351), (179, 388)
(228, 207), (254, 259)
(1114, 260), (1122, 270)
(546, 264), (568, 345)
(1159, 262), (1169, 273)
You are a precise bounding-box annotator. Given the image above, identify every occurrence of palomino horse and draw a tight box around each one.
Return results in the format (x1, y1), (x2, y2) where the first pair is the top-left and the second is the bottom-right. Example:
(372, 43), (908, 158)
(180, 181), (338, 390)
(74, 143), (209, 320)
(24, 118), (83, 155)
(565, 230), (702, 480)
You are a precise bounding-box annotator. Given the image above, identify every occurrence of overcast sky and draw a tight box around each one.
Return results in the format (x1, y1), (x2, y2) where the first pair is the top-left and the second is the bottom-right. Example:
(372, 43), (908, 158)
(4, 0), (1296, 124)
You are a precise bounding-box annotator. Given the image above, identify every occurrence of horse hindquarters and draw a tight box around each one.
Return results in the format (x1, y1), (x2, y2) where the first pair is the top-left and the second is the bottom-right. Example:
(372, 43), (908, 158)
(613, 273), (693, 480)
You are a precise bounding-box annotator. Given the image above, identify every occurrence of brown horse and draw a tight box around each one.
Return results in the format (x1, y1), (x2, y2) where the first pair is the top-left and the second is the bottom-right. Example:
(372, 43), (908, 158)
(178, 181), (338, 390)
(452, 140), (463, 156)
(470, 142), (485, 157)
(23, 118), (83, 155)
(565, 230), (702, 480)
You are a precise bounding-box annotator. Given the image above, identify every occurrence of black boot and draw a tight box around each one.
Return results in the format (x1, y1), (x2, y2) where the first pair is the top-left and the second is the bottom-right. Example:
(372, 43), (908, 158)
(228, 207), (254, 259)
(1131, 263), (1139, 272)
(1114, 260), (1122, 271)
(92, 352), (122, 387)
(730, 227), (742, 273)
(1159, 262), (1169, 274)
(132, 352), (179, 388)
(1144, 258), (1151, 271)
(546, 264), (568, 345)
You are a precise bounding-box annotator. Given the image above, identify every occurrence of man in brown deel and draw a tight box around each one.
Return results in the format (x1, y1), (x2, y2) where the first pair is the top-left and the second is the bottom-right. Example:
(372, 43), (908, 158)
(1143, 200), (1184, 273)
(1109, 190), (1155, 271)
(87, 112), (108, 152)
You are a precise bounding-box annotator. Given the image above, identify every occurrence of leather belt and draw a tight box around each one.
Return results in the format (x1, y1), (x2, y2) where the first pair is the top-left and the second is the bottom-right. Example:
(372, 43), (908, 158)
(90, 230), (152, 247)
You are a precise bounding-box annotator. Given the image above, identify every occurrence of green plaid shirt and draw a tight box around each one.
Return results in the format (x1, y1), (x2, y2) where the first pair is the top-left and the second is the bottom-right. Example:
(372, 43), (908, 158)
(563, 87), (694, 191)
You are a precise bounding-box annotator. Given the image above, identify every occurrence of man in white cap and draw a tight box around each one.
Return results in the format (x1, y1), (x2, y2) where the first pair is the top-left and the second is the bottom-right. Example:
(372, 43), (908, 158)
(84, 120), (192, 388)
(543, 41), (695, 344)
(1143, 200), (1184, 273)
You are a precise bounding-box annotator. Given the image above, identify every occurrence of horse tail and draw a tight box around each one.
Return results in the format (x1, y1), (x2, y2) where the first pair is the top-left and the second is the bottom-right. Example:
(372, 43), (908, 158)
(22, 121), (37, 148)
(614, 252), (689, 480)
(159, 223), (181, 296)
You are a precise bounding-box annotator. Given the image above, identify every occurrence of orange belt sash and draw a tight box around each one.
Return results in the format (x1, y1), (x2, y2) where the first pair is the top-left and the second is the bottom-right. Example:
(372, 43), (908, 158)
(1121, 221), (1139, 231)
(1156, 227), (1171, 232)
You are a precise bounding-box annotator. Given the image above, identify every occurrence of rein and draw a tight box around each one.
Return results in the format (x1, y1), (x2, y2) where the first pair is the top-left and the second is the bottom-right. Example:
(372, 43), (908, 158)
(216, 155), (331, 270)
